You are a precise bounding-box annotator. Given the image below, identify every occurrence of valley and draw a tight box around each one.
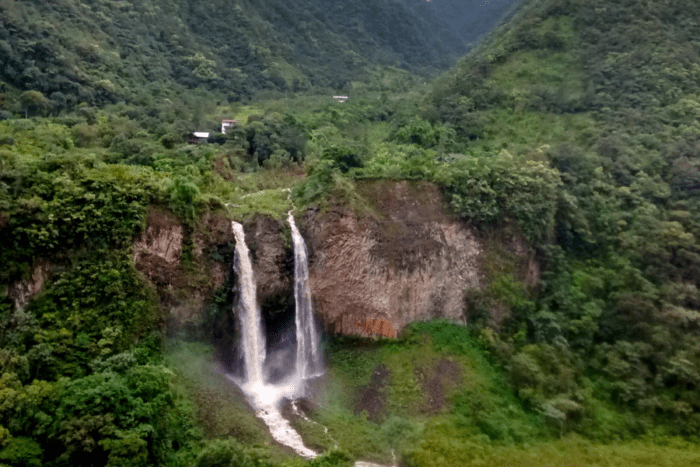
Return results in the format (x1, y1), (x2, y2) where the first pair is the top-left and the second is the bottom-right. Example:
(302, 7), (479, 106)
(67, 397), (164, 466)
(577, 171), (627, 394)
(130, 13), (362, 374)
(2, 0), (700, 466)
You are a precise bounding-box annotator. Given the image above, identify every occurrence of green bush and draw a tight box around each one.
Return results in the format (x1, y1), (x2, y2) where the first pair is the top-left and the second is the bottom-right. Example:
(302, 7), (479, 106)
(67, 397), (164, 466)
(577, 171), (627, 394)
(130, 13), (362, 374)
(195, 439), (272, 467)
(435, 151), (561, 242)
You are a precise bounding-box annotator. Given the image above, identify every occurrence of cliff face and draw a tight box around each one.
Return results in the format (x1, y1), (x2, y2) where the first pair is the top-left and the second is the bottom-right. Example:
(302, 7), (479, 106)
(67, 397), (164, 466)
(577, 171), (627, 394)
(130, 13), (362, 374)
(133, 208), (235, 332)
(132, 181), (538, 339)
(301, 181), (484, 338)
(245, 217), (293, 317)
(133, 209), (184, 288)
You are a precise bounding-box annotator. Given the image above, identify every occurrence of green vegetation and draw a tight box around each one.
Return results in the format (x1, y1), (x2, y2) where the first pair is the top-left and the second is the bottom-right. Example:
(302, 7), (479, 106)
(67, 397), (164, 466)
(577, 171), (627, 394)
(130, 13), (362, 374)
(307, 322), (700, 467)
(0, 0), (466, 109)
(312, 322), (542, 462)
(2, 0), (700, 464)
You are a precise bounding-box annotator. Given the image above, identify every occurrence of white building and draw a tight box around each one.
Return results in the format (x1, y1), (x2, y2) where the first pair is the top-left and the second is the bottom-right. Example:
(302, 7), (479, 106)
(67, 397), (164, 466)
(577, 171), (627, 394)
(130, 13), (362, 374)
(189, 132), (209, 144)
(221, 119), (237, 134)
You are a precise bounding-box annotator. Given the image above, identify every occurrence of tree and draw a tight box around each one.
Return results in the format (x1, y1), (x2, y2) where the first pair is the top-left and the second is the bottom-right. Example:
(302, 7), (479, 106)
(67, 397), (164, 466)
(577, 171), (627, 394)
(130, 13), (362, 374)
(19, 91), (49, 118)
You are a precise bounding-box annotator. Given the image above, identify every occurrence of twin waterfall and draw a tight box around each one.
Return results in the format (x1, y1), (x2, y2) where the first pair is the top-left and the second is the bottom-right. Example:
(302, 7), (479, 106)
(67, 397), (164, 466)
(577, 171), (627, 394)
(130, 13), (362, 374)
(229, 214), (321, 458)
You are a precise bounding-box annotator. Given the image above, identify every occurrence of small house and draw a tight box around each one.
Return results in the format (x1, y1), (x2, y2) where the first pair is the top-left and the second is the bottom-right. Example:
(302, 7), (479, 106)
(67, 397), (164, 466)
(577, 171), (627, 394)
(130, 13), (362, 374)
(221, 119), (237, 134)
(189, 132), (209, 145)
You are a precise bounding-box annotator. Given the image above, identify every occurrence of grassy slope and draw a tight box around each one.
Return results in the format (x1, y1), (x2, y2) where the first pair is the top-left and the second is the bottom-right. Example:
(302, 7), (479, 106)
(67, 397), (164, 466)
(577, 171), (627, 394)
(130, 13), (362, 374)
(301, 322), (700, 466)
(165, 342), (297, 462)
(297, 321), (541, 464)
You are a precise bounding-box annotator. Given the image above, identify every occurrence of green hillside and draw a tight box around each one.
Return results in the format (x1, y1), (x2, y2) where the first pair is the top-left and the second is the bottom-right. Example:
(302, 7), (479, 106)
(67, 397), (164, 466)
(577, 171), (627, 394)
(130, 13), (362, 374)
(0, 0), (465, 108)
(402, 0), (521, 45)
(292, 0), (700, 452)
(2, 0), (700, 465)
(422, 0), (700, 438)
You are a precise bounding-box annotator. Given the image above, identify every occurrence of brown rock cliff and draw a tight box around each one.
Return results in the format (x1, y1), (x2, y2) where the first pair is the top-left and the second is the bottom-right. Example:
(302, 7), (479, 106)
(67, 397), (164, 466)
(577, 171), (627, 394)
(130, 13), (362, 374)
(301, 181), (483, 338)
(131, 182), (539, 340)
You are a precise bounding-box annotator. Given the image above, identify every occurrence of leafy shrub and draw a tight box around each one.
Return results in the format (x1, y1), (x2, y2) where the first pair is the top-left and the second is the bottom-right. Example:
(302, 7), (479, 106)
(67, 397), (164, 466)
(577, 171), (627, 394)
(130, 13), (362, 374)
(0, 158), (159, 283)
(0, 436), (43, 467)
(435, 151), (562, 242)
(169, 176), (201, 223)
(392, 118), (459, 152)
(195, 439), (271, 467)
(320, 145), (364, 173)
(15, 254), (159, 379)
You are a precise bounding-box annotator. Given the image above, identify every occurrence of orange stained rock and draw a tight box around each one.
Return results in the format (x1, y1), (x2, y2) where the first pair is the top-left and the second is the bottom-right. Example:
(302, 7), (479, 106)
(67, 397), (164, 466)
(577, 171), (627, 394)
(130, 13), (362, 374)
(349, 318), (398, 338)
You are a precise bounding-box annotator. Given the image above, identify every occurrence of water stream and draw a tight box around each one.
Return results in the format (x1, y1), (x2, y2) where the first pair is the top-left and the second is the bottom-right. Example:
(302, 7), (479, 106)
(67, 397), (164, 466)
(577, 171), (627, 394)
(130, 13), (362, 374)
(231, 221), (316, 458)
(231, 222), (266, 385)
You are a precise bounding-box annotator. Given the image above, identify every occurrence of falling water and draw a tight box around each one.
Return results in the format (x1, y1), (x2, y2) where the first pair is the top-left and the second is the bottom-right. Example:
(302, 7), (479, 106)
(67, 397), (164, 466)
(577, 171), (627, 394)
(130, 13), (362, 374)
(231, 221), (265, 385)
(230, 221), (317, 459)
(288, 212), (322, 380)
(229, 219), (392, 465)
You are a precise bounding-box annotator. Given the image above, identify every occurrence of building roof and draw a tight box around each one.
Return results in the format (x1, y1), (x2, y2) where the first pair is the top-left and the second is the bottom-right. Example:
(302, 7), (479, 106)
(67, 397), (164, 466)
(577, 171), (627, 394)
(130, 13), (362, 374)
(193, 132), (209, 138)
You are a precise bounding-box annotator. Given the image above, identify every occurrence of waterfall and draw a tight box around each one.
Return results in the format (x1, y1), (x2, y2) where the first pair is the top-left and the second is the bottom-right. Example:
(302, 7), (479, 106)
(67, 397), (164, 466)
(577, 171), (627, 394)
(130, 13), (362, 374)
(231, 221), (265, 385)
(228, 219), (324, 460)
(288, 212), (322, 380)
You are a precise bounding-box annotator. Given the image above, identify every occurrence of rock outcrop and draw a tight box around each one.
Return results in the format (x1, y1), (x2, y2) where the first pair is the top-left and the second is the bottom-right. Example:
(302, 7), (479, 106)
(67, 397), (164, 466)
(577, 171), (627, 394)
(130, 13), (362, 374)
(7, 261), (51, 309)
(301, 181), (482, 338)
(246, 217), (293, 311)
(133, 208), (183, 287)
(133, 208), (235, 333)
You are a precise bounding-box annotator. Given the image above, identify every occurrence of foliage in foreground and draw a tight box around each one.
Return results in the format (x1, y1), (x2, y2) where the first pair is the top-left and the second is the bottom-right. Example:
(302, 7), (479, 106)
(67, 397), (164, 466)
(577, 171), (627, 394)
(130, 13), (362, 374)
(314, 322), (700, 467)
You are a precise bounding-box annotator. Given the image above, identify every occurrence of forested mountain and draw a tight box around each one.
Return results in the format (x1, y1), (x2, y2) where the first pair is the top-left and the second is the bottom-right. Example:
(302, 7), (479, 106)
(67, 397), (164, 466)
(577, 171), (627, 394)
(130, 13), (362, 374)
(0, 0), (467, 108)
(3, 0), (700, 466)
(423, 0), (700, 438)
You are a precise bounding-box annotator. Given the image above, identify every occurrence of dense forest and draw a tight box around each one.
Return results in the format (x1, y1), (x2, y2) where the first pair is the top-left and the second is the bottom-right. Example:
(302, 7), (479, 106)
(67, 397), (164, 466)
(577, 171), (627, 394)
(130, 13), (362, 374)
(0, 0), (468, 108)
(2, 0), (700, 465)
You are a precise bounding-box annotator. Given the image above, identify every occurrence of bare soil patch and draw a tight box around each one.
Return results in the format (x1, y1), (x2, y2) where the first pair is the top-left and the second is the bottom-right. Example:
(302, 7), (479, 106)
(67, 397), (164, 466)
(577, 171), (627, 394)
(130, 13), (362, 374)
(354, 365), (390, 422)
(415, 357), (462, 414)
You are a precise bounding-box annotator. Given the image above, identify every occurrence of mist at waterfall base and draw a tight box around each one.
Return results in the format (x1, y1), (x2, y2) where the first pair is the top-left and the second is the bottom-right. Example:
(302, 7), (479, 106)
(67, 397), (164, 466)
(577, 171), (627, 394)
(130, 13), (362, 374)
(227, 219), (322, 458)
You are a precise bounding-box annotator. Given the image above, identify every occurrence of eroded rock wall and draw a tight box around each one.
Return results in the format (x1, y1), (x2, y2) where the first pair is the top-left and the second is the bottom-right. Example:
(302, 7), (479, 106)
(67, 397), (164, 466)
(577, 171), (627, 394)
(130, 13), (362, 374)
(301, 181), (483, 338)
(133, 209), (184, 287)
(246, 217), (292, 307)
(133, 208), (235, 333)
(132, 182), (538, 340)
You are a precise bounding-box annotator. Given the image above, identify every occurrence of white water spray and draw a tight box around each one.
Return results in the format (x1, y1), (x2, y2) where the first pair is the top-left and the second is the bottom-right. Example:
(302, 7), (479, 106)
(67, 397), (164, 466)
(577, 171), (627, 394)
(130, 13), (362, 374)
(288, 212), (323, 380)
